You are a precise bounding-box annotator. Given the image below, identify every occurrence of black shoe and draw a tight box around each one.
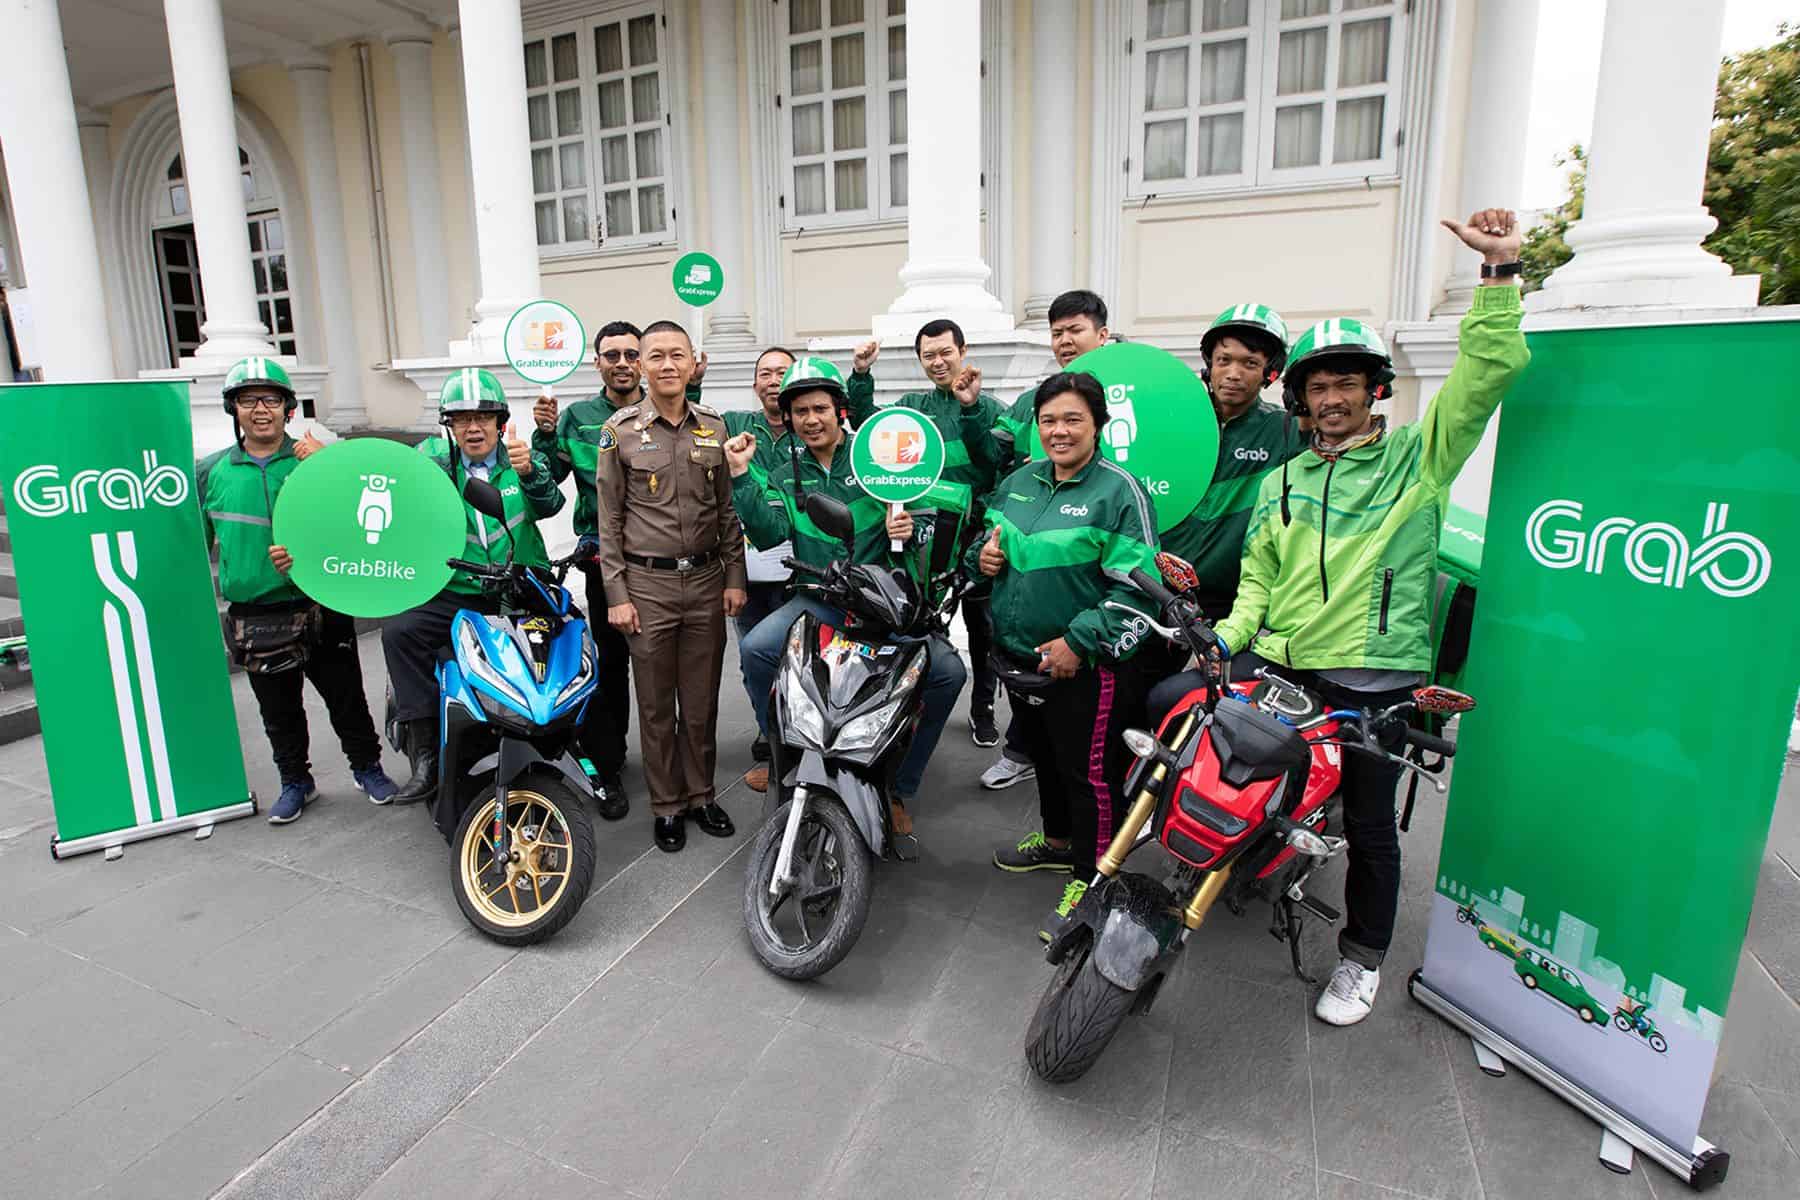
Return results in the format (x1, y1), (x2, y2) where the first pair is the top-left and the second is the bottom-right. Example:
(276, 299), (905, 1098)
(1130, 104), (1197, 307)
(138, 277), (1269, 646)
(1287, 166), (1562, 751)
(970, 710), (999, 748)
(688, 802), (735, 838)
(751, 735), (771, 763)
(654, 815), (686, 852)
(596, 771), (629, 821)
(391, 719), (439, 806)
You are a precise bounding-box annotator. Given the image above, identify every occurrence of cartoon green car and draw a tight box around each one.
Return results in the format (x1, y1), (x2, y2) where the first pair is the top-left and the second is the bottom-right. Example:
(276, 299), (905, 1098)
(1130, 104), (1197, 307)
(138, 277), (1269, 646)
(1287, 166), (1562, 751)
(1477, 924), (1522, 960)
(1515, 950), (1604, 1026)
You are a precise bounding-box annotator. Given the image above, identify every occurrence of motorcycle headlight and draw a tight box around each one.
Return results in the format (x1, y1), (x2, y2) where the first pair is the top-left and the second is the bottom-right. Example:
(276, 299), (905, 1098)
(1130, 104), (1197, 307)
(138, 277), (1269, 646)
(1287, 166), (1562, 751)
(833, 697), (905, 753)
(554, 649), (595, 709)
(458, 622), (530, 711)
(780, 665), (827, 750)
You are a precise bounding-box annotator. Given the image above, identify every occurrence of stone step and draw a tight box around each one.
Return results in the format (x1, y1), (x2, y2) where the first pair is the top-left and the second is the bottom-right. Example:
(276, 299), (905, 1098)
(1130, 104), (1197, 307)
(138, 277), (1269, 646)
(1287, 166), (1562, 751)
(0, 553), (15, 600)
(0, 596), (20, 640)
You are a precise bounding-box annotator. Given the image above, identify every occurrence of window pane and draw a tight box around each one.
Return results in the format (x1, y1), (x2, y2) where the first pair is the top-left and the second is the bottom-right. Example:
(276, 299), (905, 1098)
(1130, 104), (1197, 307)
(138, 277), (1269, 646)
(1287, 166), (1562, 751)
(889, 88), (907, 143)
(628, 15), (658, 65)
(638, 185), (666, 234)
(1145, 47), (1188, 111)
(528, 94), (551, 140)
(605, 189), (634, 237)
(280, 337), (297, 357)
(833, 95), (867, 151)
(168, 272), (194, 306)
(831, 33), (866, 88)
(265, 217), (283, 249)
(791, 42), (823, 95)
(595, 24), (624, 73)
(535, 200), (558, 245)
(890, 151), (908, 207)
(560, 142), (587, 189)
(1144, 119), (1187, 180)
(1202, 0), (1247, 31)
(552, 33), (578, 82)
(1339, 18), (1390, 86)
(1280, 0), (1329, 17)
(888, 0), (905, 13)
(162, 234), (188, 266)
(1333, 96), (1384, 161)
(532, 147), (555, 193)
(176, 309), (202, 345)
(1199, 40), (1246, 103)
(167, 153), (183, 181)
(634, 129), (662, 178)
(631, 73), (661, 121)
(556, 87), (582, 135)
(1277, 27), (1327, 94)
(888, 25), (905, 81)
(793, 103), (825, 156)
(248, 221), (262, 252)
(171, 184), (188, 215)
(242, 170), (255, 201)
(1344, 0), (1387, 9)
(563, 193), (589, 242)
(252, 258), (267, 294)
(831, 0), (865, 24)
(598, 79), (626, 127)
(524, 41), (547, 88)
(1274, 103), (1323, 167)
(274, 296), (293, 333)
(794, 163), (827, 214)
(834, 158), (867, 211)
(602, 135), (631, 182)
(790, 0), (821, 35)
(1146, 0), (1189, 39)
(1196, 112), (1242, 175)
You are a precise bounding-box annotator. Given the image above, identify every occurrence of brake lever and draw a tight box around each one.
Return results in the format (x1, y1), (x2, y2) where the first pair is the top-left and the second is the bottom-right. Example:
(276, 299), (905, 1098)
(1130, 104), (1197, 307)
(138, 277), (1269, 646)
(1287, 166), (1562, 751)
(1101, 599), (1181, 641)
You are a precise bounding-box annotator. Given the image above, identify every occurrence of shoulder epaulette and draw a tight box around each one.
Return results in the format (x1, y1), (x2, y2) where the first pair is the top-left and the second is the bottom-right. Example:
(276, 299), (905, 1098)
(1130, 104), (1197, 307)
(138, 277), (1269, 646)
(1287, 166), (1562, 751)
(692, 403), (722, 418)
(609, 405), (640, 422)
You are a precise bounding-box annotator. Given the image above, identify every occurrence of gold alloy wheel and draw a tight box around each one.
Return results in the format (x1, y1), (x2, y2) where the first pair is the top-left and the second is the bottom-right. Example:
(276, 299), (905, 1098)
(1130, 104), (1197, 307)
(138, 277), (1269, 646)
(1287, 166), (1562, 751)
(459, 789), (574, 929)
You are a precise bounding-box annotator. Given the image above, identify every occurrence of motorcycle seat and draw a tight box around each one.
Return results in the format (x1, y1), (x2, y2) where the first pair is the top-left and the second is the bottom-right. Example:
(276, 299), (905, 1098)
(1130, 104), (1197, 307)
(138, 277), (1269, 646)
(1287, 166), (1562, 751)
(1210, 700), (1313, 789)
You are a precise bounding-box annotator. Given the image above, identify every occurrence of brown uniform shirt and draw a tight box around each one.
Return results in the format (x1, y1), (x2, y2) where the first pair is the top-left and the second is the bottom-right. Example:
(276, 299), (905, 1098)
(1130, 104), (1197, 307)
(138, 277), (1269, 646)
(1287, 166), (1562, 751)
(594, 399), (748, 606)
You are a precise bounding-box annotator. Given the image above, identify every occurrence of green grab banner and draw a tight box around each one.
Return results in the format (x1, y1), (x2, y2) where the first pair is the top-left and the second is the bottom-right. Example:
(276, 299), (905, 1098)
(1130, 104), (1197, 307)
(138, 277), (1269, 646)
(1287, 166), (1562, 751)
(0, 381), (254, 856)
(850, 406), (947, 503)
(1035, 342), (1220, 533)
(272, 439), (465, 618)
(1415, 318), (1800, 1174)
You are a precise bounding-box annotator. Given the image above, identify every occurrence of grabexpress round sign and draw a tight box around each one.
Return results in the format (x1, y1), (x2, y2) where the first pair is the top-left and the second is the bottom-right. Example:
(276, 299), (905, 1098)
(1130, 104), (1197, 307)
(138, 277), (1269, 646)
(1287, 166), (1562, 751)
(503, 299), (587, 386)
(849, 407), (947, 503)
(672, 251), (724, 307)
(273, 439), (467, 618)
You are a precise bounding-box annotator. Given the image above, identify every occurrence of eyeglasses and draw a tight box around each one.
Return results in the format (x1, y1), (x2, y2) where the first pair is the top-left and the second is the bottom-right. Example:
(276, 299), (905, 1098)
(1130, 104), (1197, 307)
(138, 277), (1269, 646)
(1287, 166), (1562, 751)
(239, 395), (288, 411)
(599, 349), (641, 364)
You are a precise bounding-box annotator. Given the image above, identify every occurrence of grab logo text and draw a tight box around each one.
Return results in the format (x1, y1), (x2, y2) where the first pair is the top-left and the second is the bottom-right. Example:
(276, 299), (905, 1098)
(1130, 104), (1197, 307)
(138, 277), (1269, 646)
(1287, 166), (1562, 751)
(1525, 499), (1771, 599)
(12, 452), (189, 518)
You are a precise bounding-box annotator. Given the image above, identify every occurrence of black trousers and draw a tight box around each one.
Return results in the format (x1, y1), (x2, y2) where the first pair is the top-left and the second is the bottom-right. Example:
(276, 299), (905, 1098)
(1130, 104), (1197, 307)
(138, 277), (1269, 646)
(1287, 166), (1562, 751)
(244, 608), (382, 785)
(382, 590), (500, 724)
(577, 562), (632, 775)
(1007, 661), (1147, 879)
(961, 593), (997, 719)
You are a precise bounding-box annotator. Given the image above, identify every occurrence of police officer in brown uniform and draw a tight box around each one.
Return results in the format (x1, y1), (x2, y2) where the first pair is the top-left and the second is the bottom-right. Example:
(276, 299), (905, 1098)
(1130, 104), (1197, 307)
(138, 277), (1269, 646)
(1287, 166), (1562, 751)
(594, 320), (748, 851)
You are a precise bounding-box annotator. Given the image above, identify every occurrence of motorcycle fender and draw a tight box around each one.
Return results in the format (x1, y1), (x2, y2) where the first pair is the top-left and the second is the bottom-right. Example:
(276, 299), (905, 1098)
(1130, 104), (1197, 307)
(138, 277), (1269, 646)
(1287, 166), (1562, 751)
(1088, 873), (1186, 993)
(794, 751), (883, 855)
(495, 738), (588, 795)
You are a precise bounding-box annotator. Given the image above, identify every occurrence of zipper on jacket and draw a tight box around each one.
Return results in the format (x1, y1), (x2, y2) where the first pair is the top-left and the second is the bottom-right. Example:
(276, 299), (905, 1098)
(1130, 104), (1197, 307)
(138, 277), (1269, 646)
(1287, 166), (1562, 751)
(1317, 458), (1337, 602)
(1378, 568), (1393, 635)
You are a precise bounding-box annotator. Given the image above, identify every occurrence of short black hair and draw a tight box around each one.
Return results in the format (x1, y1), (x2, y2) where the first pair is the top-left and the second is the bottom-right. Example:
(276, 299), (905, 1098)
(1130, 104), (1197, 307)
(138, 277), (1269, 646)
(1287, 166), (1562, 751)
(594, 320), (642, 353)
(913, 318), (966, 357)
(754, 345), (798, 372)
(1047, 290), (1108, 330)
(1034, 371), (1108, 428)
(639, 319), (692, 345)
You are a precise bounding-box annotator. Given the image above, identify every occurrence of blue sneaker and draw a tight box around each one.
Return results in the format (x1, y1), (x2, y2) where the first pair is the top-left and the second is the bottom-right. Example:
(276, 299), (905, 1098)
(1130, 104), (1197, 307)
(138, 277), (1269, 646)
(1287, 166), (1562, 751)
(354, 765), (400, 806)
(268, 777), (317, 825)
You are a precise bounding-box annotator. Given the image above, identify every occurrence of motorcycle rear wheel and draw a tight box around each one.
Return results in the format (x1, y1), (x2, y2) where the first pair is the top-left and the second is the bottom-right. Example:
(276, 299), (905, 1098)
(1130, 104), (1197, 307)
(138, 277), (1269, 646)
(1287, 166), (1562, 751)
(1024, 934), (1135, 1083)
(742, 796), (872, 980)
(451, 770), (596, 946)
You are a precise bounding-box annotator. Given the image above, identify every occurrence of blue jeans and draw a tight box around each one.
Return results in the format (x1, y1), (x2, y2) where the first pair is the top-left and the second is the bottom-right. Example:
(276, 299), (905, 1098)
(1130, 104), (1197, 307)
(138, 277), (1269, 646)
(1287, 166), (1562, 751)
(740, 594), (966, 799)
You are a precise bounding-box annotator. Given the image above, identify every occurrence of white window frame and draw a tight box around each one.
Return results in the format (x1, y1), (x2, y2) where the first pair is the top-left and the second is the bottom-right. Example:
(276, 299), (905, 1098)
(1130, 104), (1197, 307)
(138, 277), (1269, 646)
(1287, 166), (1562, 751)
(1126, 0), (1406, 198)
(776, 0), (909, 231)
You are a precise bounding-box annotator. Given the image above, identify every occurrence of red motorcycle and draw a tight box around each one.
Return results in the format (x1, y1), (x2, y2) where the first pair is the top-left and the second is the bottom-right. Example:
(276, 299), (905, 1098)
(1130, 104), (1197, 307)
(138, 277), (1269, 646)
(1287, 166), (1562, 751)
(1024, 552), (1475, 1083)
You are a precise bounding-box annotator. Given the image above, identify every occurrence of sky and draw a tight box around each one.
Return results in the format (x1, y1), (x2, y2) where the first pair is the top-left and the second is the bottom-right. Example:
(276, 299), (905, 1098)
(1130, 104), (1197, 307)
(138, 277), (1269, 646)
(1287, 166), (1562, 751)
(1520, 0), (1794, 210)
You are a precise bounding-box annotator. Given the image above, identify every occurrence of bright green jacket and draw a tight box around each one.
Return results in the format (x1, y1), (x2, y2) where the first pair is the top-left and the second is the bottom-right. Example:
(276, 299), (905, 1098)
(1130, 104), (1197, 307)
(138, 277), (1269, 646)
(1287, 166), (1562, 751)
(197, 437), (305, 606)
(531, 380), (704, 536)
(1215, 286), (1529, 670)
(418, 437), (564, 595)
(973, 453), (1162, 665)
(1161, 401), (1308, 613)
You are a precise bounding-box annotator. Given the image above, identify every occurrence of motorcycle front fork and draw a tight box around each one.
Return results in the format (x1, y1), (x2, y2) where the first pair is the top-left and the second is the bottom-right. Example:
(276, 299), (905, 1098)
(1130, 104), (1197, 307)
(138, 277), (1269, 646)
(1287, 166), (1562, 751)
(769, 784), (811, 898)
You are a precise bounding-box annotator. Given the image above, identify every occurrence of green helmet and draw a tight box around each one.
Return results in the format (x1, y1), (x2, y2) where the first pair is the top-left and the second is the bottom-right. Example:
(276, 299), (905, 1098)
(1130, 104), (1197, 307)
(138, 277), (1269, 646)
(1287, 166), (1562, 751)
(222, 355), (295, 415)
(438, 367), (511, 423)
(1282, 317), (1395, 411)
(1201, 303), (1291, 380)
(777, 355), (849, 418)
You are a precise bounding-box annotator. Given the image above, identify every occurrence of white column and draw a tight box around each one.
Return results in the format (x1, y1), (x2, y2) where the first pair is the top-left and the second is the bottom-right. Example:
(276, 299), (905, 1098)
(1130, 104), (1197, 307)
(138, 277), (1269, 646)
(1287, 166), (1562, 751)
(697, 0), (752, 346)
(1022, 0), (1077, 327)
(386, 34), (452, 354)
(873, 0), (1010, 338)
(452, 0), (541, 359)
(163, 0), (276, 362)
(0, 1), (116, 380)
(77, 105), (135, 375)
(1531, 0), (1759, 311)
(1436, 0), (1539, 315)
(290, 60), (367, 428)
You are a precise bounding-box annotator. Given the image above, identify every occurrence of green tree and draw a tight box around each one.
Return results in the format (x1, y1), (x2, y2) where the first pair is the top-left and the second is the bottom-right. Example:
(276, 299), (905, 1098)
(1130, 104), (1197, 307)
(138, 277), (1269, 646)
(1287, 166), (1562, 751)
(1520, 146), (1585, 292)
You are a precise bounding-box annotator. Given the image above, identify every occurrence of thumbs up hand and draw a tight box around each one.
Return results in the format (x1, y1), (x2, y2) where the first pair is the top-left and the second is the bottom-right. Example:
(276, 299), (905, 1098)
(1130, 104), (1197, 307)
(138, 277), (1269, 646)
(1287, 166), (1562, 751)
(293, 427), (325, 461)
(505, 424), (534, 478)
(978, 524), (1006, 577)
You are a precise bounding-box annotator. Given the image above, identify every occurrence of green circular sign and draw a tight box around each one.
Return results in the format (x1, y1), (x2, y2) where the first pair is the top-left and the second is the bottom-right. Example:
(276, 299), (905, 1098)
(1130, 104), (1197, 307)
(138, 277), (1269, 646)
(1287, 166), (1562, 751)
(273, 439), (467, 618)
(672, 251), (724, 306)
(1029, 342), (1221, 533)
(503, 299), (586, 386)
(850, 406), (947, 503)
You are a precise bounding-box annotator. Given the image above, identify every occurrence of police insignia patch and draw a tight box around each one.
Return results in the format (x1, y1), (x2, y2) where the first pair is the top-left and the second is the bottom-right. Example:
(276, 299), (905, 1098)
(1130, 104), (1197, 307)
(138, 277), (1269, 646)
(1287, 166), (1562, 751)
(597, 426), (618, 451)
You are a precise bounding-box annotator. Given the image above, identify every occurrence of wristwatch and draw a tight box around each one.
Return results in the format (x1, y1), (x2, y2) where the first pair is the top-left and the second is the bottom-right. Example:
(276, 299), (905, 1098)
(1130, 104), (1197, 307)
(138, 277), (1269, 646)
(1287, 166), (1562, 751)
(1480, 260), (1524, 279)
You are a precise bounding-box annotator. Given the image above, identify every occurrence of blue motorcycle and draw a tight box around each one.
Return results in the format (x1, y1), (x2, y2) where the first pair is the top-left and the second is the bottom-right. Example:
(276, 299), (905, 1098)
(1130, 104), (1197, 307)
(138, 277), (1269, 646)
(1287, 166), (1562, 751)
(386, 477), (599, 946)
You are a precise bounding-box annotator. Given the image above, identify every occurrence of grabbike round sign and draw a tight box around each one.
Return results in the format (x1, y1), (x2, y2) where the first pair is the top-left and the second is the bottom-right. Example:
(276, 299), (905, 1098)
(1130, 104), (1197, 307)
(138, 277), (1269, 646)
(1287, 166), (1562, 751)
(273, 439), (467, 618)
(502, 299), (586, 387)
(849, 406), (947, 503)
(1031, 342), (1220, 533)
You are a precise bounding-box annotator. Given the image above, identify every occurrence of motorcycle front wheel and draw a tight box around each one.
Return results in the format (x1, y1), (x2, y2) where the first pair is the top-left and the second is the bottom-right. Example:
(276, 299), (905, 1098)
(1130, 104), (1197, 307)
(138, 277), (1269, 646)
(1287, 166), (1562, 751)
(1024, 933), (1135, 1083)
(742, 796), (872, 980)
(451, 769), (597, 946)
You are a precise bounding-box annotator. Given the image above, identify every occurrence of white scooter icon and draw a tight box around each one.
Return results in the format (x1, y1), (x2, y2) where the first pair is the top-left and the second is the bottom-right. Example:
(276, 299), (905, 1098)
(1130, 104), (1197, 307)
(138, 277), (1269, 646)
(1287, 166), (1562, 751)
(358, 474), (395, 545)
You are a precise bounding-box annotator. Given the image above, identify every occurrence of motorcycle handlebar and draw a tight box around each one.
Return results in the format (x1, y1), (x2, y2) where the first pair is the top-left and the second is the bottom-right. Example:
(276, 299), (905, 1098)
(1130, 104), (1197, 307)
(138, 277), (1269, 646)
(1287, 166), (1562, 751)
(1404, 727), (1456, 758)
(782, 557), (827, 579)
(1127, 567), (1178, 611)
(446, 557), (491, 575)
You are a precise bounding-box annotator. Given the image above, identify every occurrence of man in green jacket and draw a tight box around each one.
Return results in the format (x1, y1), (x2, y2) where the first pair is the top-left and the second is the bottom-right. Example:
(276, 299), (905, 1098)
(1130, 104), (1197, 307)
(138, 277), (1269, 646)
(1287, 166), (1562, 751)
(200, 357), (397, 824)
(1210, 209), (1529, 1028)
(384, 367), (565, 805)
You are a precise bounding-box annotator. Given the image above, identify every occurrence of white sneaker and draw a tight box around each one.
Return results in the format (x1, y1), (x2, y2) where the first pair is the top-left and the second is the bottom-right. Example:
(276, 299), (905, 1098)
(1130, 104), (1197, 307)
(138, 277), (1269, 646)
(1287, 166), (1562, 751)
(1314, 958), (1380, 1026)
(979, 754), (1035, 790)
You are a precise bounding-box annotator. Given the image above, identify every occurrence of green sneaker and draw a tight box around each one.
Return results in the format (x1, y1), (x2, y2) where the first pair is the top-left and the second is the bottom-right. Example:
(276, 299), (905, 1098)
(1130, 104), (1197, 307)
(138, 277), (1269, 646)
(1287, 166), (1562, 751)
(993, 831), (1075, 873)
(1039, 879), (1089, 944)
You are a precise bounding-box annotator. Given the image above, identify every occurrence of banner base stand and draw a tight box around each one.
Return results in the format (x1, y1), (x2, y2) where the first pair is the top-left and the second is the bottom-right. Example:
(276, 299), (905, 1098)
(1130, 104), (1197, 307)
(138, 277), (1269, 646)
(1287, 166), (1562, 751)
(1600, 1129), (1636, 1175)
(51, 797), (258, 860)
(1470, 1037), (1507, 1078)
(1409, 971), (1731, 1191)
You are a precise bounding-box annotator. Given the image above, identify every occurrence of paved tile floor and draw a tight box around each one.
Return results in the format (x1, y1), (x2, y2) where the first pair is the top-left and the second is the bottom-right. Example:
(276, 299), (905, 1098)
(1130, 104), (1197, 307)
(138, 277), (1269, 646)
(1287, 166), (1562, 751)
(0, 630), (1795, 1199)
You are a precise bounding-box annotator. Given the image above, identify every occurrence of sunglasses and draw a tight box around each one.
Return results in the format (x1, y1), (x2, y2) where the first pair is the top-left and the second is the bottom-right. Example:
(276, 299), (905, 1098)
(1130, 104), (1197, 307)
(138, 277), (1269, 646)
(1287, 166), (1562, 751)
(599, 349), (641, 364)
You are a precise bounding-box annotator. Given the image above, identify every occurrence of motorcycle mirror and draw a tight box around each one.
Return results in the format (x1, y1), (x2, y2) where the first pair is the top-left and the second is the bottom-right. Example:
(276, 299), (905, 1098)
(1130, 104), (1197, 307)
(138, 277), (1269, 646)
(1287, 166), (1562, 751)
(804, 491), (856, 544)
(1155, 551), (1200, 594)
(463, 476), (507, 522)
(1412, 684), (1477, 715)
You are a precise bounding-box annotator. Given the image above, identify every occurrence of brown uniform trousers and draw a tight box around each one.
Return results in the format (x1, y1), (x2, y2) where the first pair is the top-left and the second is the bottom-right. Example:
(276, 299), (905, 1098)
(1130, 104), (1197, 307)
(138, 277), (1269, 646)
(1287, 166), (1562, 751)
(594, 400), (747, 817)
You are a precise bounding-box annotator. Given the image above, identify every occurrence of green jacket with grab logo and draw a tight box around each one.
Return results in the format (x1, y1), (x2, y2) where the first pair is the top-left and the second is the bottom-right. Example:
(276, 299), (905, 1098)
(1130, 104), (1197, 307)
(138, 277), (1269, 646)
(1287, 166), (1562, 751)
(417, 436), (565, 595)
(197, 436), (305, 606)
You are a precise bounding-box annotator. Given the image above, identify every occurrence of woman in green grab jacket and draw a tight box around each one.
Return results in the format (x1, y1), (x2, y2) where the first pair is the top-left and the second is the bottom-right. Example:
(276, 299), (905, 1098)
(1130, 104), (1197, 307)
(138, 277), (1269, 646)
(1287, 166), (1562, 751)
(971, 370), (1162, 942)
